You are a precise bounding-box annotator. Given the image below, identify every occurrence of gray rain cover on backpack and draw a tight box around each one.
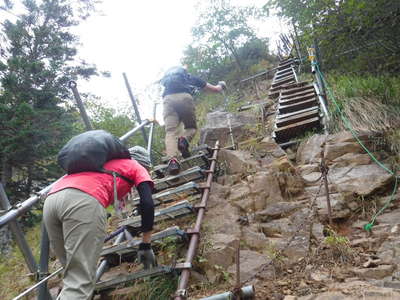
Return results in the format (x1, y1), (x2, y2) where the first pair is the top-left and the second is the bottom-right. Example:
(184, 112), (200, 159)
(57, 130), (131, 174)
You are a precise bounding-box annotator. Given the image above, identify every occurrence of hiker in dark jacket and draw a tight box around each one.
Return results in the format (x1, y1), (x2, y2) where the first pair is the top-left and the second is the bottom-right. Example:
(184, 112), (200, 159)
(43, 158), (155, 300)
(160, 66), (226, 174)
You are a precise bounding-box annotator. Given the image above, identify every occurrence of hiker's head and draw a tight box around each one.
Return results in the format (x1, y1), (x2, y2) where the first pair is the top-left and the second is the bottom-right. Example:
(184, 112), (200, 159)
(128, 146), (151, 170)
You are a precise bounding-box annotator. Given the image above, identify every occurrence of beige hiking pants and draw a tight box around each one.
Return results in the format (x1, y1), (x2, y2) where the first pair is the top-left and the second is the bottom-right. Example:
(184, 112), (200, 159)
(43, 188), (107, 300)
(163, 93), (197, 158)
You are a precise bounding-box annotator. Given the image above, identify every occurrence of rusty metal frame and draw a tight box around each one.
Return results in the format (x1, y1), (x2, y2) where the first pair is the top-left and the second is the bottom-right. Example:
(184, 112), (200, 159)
(174, 141), (220, 300)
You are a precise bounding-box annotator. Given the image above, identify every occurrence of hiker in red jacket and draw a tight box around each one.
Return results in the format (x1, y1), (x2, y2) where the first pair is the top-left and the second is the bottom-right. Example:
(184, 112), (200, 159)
(43, 158), (155, 300)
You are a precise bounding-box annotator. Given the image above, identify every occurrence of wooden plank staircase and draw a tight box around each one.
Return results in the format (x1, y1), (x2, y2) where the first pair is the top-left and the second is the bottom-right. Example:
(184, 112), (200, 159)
(270, 58), (323, 147)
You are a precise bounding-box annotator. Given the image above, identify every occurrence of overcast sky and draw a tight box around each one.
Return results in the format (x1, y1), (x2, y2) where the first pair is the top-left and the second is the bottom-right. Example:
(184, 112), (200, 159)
(1, 0), (288, 121)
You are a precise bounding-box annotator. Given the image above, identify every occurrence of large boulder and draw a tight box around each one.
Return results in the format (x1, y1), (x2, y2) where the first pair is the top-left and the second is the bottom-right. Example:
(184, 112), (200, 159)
(200, 110), (258, 148)
(296, 131), (394, 216)
(218, 149), (258, 175)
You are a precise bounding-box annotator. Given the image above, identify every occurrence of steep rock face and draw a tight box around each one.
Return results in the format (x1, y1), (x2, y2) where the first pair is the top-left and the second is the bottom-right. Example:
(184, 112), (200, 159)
(296, 131), (394, 219)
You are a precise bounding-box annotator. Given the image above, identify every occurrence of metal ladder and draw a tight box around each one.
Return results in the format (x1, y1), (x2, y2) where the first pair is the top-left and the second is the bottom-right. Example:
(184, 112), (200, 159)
(95, 143), (220, 299)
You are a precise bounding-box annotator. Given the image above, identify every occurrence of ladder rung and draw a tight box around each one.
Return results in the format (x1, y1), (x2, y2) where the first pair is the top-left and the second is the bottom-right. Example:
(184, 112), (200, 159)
(154, 166), (205, 193)
(101, 226), (186, 257)
(131, 181), (201, 207)
(120, 201), (194, 227)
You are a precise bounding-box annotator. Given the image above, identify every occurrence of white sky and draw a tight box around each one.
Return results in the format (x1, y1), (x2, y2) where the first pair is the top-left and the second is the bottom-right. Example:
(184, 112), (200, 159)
(1, 0), (289, 122)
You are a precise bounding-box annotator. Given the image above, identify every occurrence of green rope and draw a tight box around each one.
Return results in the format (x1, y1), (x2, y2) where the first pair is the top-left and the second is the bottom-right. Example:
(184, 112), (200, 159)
(312, 61), (398, 231)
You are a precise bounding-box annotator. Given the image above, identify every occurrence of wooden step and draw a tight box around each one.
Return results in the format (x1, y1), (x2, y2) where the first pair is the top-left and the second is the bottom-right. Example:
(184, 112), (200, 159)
(278, 98), (318, 114)
(280, 89), (316, 101)
(276, 108), (319, 127)
(279, 58), (295, 65)
(274, 117), (321, 143)
(277, 106), (320, 120)
(279, 92), (316, 106)
(271, 76), (296, 88)
(275, 68), (293, 77)
(277, 61), (295, 70)
(268, 89), (280, 99)
(274, 72), (294, 82)
(280, 81), (311, 90)
(280, 84), (314, 97)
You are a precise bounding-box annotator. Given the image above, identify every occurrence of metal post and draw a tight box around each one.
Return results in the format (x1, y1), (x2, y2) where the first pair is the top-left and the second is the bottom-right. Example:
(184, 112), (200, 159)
(313, 40), (326, 96)
(199, 285), (255, 300)
(37, 223), (52, 300)
(174, 142), (219, 300)
(147, 102), (158, 166)
(313, 82), (330, 122)
(122, 73), (148, 143)
(0, 183), (37, 273)
(68, 81), (93, 131)
(95, 231), (126, 282)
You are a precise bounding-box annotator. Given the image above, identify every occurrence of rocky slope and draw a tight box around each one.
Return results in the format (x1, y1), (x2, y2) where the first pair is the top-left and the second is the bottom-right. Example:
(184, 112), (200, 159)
(191, 129), (400, 300)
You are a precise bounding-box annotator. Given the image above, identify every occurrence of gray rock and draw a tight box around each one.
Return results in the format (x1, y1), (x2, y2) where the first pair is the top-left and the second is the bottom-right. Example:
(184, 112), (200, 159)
(352, 265), (395, 279)
(255, 201), (305, 222)
(227, 250), (272, 282)
(218, 149), (258, 175)
(200, 110), (258, 147)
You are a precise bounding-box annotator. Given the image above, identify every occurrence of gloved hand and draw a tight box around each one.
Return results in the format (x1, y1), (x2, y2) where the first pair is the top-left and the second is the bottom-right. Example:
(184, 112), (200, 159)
(218, 81), (227, 90)
(138, 243), (157, 269)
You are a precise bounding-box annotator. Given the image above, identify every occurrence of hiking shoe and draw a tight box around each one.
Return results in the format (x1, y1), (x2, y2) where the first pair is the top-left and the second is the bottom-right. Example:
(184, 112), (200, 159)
(167, 158), (180, 176)
(178, 137), (191, 158)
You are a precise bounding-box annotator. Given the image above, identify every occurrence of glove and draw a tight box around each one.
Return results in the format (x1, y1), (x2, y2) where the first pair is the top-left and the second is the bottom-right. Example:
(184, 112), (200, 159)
(138, 243), (157, 269)
(218, 81), (227, 90)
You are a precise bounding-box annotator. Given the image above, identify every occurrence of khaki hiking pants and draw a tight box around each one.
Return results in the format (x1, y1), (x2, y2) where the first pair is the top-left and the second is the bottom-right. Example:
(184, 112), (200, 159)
(43, 188), (107, 300)
(163, 93), (197, 158)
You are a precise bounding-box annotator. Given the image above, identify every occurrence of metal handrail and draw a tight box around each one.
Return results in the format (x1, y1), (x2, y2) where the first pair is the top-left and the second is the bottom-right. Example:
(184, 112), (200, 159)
(0, 119), (152, 230)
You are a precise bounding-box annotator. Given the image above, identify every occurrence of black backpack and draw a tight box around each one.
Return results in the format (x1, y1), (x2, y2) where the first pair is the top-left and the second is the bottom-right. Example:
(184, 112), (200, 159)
(57, 130), (133, 183)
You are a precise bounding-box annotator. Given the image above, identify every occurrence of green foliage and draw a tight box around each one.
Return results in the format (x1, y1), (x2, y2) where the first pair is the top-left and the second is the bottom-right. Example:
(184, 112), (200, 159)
(0, 223), (44, 299)
(267, 0), (400, 73)
(126, 275), (178, 300)
(0, 0), (100, 204)
(85, 95), (165, 165)
(182, 0), (273, 84)
(323, 227), (353, 263)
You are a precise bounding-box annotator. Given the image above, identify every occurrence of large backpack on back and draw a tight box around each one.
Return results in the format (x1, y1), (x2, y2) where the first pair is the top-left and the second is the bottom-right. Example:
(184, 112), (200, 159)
(58, 130), (131, 174)
(160, 66), (190, 89)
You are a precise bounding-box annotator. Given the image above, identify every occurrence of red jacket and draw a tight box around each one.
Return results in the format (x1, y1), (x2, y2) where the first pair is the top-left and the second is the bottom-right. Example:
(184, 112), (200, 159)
(49, 159), (153, 207)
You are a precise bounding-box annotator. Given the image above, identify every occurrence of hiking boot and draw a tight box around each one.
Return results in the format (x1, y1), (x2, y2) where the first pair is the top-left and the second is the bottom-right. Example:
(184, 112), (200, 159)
(167, 158), (180, 176)
(178, 137), (191, 158)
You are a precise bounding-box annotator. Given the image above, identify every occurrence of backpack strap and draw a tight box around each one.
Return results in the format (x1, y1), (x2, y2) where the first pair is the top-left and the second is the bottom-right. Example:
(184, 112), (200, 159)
(100, 168), (134, 185)
(100, 168), (134, 218)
